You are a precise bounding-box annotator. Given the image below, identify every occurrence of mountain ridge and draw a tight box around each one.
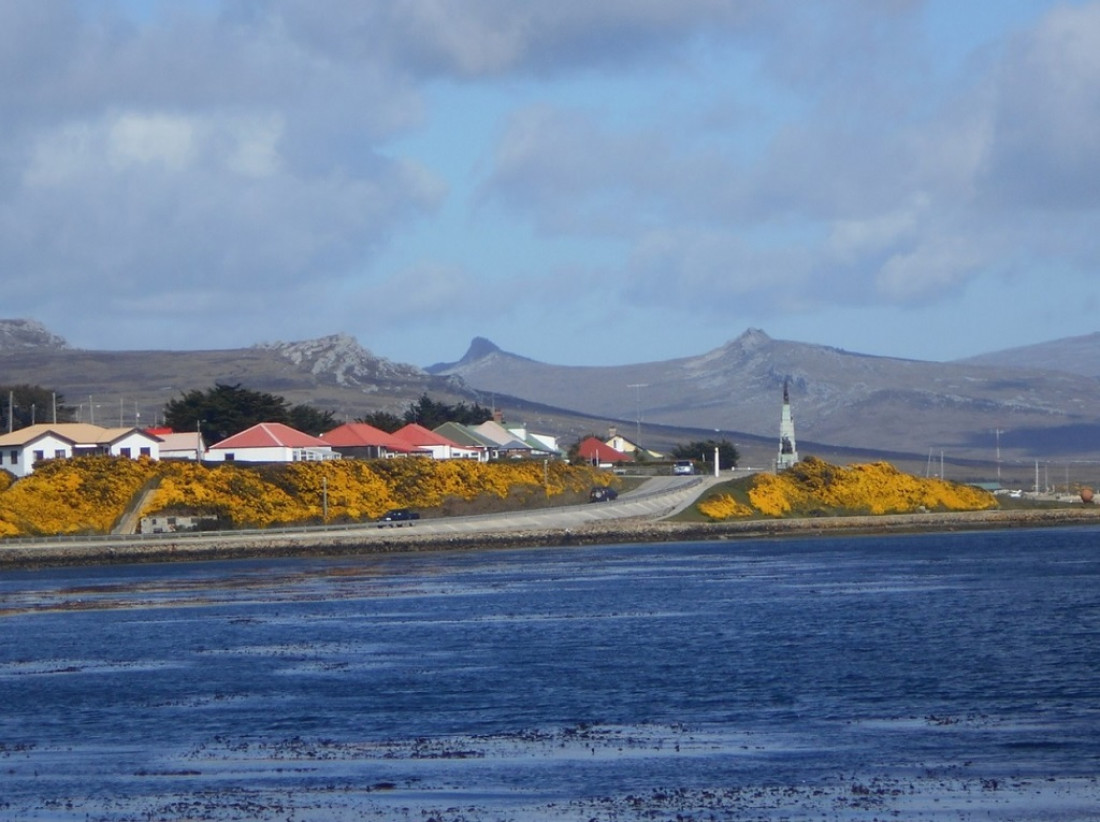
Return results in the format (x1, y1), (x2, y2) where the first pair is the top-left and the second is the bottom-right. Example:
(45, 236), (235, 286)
(5, 319), (1100, 465)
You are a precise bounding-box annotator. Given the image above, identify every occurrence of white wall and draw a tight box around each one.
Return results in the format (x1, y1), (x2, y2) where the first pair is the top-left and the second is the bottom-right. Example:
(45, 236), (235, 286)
(1, 433), (73, 478)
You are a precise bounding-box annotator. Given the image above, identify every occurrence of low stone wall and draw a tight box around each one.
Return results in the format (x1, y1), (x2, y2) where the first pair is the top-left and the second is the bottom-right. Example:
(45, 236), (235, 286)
(3, 506), (1099, 570)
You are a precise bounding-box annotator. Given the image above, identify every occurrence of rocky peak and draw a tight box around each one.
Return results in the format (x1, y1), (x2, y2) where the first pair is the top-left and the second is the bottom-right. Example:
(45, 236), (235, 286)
(0, 319), (70, 352)
(463, 337), (502, 361)
(254, 334), (424, 387)
(728, 328), (772, 352)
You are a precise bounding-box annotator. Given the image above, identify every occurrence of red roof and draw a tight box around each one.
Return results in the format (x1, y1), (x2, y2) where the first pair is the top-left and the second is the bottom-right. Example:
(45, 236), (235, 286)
(576, 436), (633, 463)
(320, 422), (413, 452)
(391, 423), (463, 448)
(208, 422), (330, 450)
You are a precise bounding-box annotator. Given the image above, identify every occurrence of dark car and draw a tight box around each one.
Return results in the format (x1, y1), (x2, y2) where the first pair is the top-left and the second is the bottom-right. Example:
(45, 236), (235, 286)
(589, 486), (619, 502)
(377, 508), (420, 527)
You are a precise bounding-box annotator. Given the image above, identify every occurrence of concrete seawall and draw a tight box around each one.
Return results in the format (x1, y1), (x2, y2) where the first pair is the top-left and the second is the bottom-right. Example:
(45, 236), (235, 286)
(4, 506), (1099, 570)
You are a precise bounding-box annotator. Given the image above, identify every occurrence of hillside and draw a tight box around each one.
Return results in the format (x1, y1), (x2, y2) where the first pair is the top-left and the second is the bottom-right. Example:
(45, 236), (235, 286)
(7, 318), (1100, 470)
(956, 332), (1100, 377)
(0, 324), (465, 427)
(429, 330), (1100, 462)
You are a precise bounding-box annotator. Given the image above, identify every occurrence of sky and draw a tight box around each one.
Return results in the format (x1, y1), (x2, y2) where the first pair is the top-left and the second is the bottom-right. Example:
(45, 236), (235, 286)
(3, 0), (1100, 367)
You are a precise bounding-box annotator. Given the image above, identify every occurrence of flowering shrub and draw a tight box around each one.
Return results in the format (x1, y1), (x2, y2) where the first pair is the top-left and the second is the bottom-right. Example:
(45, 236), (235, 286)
(0, 456), (160, 535)
(697, 493), (754, 520)
(0, 455), (611, 536)
(736, 457), (995, 519)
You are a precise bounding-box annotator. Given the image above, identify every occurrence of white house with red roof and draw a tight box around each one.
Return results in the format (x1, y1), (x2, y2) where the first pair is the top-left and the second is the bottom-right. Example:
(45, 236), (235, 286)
(0, 423), (161, 478)
(320, 422), (415, 459)
(204, 422), (337, 463)
(391, 423), (481, 460)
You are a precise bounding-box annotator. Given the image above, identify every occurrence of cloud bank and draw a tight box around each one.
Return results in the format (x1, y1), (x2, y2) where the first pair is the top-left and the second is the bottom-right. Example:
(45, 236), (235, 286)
(2, 0), (1098, 363)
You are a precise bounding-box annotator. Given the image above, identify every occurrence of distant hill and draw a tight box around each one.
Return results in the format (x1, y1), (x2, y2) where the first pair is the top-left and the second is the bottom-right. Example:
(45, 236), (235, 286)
(0, 322), (463, 427)
(429, 329), (1100, 462)
(7, 318), (1100, 469)
(956, 332), (1100, 377)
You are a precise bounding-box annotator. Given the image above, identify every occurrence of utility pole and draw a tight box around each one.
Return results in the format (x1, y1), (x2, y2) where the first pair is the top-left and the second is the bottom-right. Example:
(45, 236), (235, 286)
(627, 383), (647, 446)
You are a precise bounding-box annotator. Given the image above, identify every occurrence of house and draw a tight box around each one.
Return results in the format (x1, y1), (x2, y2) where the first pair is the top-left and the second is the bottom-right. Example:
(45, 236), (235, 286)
(320, 422), (416, 459)
(0, 423), (162, 478)
(432, 422), (495, 461)
(145, 427), (205, 461)
(605, 426), (663, 460)
(391, 423), (481, 460)
(505, 423), (562, 458)
(204, 422), (337, 463)
(470, 420), (535, 458)
(575, 436), (633, 467)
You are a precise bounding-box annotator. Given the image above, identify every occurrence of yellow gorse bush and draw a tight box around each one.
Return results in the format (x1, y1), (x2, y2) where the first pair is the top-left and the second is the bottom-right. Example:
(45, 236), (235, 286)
(0, 456), (161, 536)
(0, 456), (610, 536)
(697, 493), (754, 520)
(731, 457), (996, 520)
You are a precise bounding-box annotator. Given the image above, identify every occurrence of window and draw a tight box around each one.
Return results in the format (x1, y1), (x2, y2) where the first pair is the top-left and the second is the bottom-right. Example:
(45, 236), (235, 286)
(139, 447), (151, 457)
(55, 450), (65, 459)
(33, 450), (44, 462)
(224, 453), (235, 461)
(7, 450), (16, 465)
(120, 447), (132, 458)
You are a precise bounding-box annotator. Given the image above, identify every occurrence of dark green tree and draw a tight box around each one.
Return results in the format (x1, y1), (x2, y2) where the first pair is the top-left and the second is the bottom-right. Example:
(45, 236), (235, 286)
(1, 384), (75, 429)
(288, 405), (336, 436)
(402, 394), (493, 429)
(671, 439), (740, 470)
(355, 410), (404, 432)
(163, 383), (293, 444)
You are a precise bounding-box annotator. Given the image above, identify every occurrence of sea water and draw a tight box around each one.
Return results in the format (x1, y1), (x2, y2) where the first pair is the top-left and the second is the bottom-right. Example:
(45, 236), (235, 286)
(1, 527), (1098, 820)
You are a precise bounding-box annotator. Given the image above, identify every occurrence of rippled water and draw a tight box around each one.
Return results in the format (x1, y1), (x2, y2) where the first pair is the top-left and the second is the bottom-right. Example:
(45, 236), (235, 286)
(2, 527), (1099, 820)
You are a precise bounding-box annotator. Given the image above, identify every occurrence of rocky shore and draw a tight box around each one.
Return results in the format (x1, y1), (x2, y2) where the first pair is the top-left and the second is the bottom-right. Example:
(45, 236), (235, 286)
(3, 505), (1099, 570)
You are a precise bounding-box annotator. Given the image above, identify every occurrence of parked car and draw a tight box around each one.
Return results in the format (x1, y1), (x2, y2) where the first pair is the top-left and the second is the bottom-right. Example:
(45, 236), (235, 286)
(589, 486), (619, 502)
(377, 508), (420, 527)
(673, 460), (695, 475)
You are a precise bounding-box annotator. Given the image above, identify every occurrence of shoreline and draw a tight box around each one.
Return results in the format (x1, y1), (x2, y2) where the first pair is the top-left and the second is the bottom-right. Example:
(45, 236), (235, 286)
(3, 506), (1099, 570)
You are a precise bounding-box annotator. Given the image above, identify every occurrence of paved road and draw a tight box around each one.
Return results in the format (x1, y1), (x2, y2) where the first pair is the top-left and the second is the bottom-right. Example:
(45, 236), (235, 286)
(404, 474), (722, 537)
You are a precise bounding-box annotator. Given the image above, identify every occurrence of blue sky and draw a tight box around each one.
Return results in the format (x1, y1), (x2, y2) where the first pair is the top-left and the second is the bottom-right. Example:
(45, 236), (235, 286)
(3, 0), (1099, 367)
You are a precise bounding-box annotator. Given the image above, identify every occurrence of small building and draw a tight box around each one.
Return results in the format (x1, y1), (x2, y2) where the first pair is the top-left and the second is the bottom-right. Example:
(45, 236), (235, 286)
(0, 423), (161, 478)
(204, 422), (337, 463)
(575, 436), (633, 467)
(432, 422), (495, 461)
(321, 422), (416, 459)
(391, 423), (481, 460)
(604, 426), (663, 460)
(145, 427), (206, 461)
(471, 420), (535, 458)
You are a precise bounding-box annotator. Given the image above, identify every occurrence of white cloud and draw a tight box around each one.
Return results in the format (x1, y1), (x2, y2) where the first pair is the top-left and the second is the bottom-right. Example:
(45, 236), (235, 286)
(977, 2), (1100, 208)
(108, 113), (198, 171)
(5, 0), (1100, 363)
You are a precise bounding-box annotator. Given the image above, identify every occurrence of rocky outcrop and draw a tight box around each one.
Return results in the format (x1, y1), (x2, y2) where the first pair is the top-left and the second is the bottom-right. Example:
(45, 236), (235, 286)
(0, 319), (70, 352)
(254, 334), (424, 388)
